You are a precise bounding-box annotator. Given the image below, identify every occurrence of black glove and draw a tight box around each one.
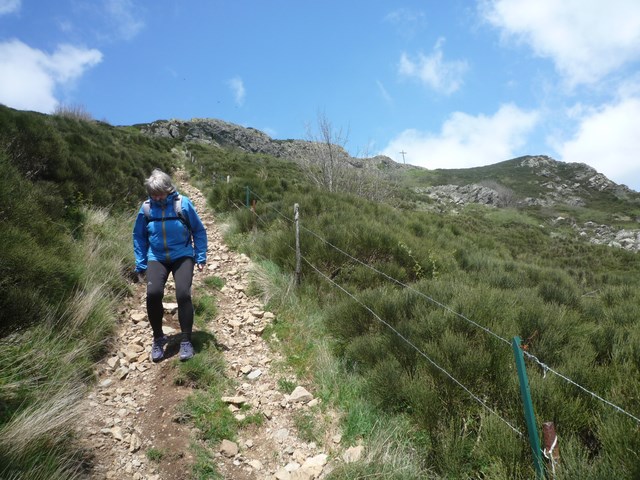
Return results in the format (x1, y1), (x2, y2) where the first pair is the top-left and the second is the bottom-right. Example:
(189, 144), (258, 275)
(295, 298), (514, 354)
(136, 270), (146, 284)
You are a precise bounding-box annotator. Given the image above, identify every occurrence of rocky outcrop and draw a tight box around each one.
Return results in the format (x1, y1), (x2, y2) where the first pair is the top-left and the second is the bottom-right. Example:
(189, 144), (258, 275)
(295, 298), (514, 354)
(422, 184), (508, 208)
(140, 118), (405, 171)
(553, 217), (640, 253)
(518, 155), (634, 201)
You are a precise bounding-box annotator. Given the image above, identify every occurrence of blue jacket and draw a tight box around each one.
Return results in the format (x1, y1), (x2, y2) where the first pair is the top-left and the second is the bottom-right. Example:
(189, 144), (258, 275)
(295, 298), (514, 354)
(132, 191), (207, 272)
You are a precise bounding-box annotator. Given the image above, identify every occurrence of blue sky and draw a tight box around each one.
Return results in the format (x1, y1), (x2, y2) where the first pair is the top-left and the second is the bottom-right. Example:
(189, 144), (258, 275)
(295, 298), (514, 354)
(1, 1), (640, 190)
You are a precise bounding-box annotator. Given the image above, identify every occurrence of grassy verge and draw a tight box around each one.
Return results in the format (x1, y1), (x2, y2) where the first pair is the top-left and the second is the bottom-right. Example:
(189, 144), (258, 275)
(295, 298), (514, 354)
(244, 255), (435, 478)
(0, 207), (132, 479)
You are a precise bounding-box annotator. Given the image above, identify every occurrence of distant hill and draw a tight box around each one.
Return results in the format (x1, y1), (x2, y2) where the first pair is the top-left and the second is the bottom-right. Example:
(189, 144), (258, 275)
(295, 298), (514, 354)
(409, 155), (638, 208)
(137, 117), (640, 252)
(139, 118), (637, 206)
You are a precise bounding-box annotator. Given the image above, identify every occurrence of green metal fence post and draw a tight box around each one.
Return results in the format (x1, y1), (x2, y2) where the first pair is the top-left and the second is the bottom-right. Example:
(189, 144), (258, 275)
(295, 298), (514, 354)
(246, 186), (250, 208)
(512, 336), (545, 479)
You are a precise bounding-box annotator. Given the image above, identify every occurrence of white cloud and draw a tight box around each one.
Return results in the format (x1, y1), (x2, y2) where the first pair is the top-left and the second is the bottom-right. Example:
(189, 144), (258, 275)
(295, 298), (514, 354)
(376, 80), (393, 105)
(104, 0), (145, 41)
(381, 104), (539, 168)
(385, 8), (425, 26)
(481, 0), (640, 86)
(557, 97), (640, 189)
(399, 38), (468, 95)
(0, 0), (20, 15)
(228, 76), (245, 106)
(384, 8), (426, 38)
(0, 40), (102, 112)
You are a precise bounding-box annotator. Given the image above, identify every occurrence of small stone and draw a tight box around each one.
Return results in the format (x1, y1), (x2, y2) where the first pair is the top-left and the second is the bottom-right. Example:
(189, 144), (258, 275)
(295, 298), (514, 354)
(343, 445), (364, 463)
(129, 433), (142, 452)
(248, 459), (263, 470)
(110, 426), (124, 441)
(220, 439), (238, 457)
(274, 468), (291, 480)
(162, 302), (179, 313)
(125, 349), (140, 362)
(293, 454), (328, 480)
(332, 433), (342, 444)
(285, 462), (301, 472)
(289, 386), (313, 404)
(247, 369), (262, 380)
(127, 343), (145, 353)
(99, 379), (114, 388)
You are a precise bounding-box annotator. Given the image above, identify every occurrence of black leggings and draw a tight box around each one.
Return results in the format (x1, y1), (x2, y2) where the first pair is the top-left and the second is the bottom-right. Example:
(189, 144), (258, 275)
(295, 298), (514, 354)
(146, 257), (194, 341)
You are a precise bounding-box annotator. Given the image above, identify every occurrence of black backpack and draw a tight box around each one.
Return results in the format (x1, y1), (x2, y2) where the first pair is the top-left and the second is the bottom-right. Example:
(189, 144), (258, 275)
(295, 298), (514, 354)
(142, 195), (192, 241)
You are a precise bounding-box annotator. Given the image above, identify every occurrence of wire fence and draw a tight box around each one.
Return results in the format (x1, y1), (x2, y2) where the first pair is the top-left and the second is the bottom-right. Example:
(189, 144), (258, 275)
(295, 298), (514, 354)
(242, 188), (640, 428)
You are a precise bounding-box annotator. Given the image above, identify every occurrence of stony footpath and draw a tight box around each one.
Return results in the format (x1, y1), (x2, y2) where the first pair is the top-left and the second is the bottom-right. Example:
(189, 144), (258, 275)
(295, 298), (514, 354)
(76, 173), (362, 479)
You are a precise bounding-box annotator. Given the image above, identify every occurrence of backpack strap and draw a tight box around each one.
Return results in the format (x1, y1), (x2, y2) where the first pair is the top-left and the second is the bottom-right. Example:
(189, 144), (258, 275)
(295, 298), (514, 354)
(142, 196), (192, 246)
(143, 200), (151, 220)
(142, 196), (187, 226)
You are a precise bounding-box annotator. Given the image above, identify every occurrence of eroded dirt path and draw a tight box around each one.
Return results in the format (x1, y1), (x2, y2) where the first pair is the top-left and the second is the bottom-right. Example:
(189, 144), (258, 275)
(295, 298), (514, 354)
(77, 173), (349, 479)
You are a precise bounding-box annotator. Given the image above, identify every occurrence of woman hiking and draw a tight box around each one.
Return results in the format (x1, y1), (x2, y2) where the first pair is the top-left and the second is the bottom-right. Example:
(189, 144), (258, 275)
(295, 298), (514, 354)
(132, 169), (207, 362)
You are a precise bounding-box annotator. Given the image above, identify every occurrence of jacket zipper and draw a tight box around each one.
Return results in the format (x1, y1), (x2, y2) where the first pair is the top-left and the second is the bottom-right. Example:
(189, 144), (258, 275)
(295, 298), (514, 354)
(161, 204), (172, 262)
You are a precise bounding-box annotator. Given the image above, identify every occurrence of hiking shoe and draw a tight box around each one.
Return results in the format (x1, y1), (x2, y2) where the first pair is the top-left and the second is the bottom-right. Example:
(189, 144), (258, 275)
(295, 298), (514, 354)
(151, 336), (168, 362)
(179, 341), (194, 361)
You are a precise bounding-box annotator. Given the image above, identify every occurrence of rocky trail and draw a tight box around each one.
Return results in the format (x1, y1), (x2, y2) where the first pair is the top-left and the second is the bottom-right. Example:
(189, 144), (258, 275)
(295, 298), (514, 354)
(76, 174), (360, 479)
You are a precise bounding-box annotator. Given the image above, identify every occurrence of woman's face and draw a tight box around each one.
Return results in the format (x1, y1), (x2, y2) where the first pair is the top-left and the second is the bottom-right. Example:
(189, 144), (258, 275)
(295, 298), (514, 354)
(151, 192), (168, 202)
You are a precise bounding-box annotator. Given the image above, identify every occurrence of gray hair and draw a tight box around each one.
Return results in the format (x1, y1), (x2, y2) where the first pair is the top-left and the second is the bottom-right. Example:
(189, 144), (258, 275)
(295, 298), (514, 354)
(144, 169), (176, 196)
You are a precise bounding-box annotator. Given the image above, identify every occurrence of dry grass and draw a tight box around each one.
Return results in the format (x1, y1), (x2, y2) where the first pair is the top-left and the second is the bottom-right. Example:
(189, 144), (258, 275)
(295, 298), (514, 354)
(0, 205), (130, 477)
(247, 260), (296, 307)
(0, 383), (86, 456)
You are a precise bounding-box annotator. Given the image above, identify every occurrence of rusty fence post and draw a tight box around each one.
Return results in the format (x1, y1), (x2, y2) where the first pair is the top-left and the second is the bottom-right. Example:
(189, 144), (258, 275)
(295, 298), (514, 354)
(543, 421), (559, 477)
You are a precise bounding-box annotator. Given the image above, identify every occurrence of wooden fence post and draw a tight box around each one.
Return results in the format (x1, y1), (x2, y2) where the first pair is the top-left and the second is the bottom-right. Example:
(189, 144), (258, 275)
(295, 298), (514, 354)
(294, 203), (301, 286)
